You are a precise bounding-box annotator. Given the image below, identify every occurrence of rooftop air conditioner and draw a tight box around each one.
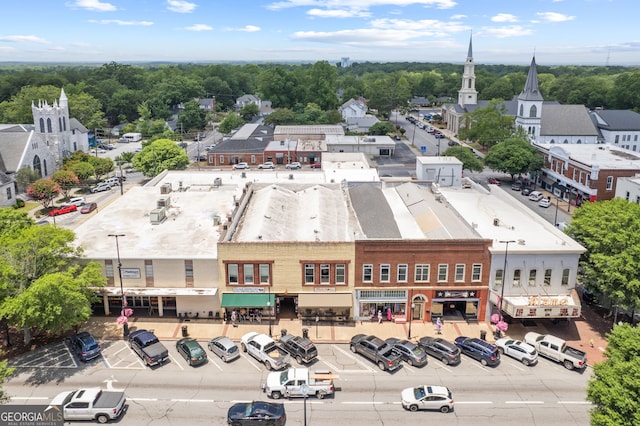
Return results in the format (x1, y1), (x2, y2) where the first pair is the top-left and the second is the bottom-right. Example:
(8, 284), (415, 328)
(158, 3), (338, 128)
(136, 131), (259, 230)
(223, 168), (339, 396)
(157, 196), (171, 208)
(160, 183), (172, 194)
(150, 207), (167, 225)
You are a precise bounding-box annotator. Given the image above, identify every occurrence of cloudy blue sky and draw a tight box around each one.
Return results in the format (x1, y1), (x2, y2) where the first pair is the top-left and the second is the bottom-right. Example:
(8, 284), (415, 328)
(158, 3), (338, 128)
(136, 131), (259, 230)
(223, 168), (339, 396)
(0, 0), (637, 65)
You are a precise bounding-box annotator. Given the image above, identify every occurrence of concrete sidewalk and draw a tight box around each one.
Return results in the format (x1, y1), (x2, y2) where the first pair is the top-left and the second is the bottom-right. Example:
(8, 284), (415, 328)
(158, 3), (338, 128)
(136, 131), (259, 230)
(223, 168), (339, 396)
(84, 308), (608, 366)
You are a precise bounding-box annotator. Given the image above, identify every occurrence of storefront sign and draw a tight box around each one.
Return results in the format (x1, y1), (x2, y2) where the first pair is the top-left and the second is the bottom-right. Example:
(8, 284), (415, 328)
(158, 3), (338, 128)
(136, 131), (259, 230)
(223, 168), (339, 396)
(313, 287), (336, 293)
(527, 296), (570, 306)
(121, 268), (140, 279)
(435, 290), (478, 299)
(232, 287), (265, 293)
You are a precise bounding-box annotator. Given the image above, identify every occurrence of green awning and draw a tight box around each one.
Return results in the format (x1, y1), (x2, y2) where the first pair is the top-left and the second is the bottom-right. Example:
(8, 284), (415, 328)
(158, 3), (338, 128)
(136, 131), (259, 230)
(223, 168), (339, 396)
(221, 293), (275, 308)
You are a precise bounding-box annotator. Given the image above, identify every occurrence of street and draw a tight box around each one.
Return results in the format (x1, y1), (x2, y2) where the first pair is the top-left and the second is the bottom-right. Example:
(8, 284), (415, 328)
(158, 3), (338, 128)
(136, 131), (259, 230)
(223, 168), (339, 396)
(5, 339), (591, 425)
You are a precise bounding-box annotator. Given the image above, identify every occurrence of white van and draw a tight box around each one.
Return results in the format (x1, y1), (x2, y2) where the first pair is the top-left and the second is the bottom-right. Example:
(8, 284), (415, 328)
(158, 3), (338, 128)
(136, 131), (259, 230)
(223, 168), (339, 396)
(104, 177), (120, 186)
(119, 132), (142, 143)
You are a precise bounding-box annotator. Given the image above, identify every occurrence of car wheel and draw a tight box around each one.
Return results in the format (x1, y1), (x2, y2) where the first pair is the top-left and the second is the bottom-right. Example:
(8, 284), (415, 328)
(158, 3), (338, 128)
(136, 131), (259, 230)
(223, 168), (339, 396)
(480, 358), (488, 366)
(241, 343), (247, 352)
(563, 360), (574, 370)
(522, 358), (530, 366)
(264, 360), (272, 370)
(317, 391), (325, 399)
(409, 405), (418, 412)
(350, 345), (357, 353)
(498, 348), (504, 354)
(440, 406), (451, 413)
(271, 391), (282, 400)
(377, 361), (386, 371)
(296, 355), (303, 364)
(96, 414), (109, 424)
(407, 358), (413, 366)
(441, 356), (449, 365)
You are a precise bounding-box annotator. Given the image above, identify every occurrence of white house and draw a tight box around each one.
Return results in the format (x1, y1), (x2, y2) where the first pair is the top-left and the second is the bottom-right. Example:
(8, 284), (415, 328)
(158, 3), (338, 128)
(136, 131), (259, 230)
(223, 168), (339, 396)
(339, 98), (367, 120)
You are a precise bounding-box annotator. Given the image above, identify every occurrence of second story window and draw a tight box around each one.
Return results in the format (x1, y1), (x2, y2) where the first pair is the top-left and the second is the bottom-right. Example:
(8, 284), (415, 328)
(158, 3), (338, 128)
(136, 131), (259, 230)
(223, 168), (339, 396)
(335, 264), (346, 284)
(397, 264), (408, 282)
(512, 269), (521, 286)
(455, 264), (465, 282)
(415, 264), (430, 282)
(243, 264), (254, 284)
(528, 269), (537, 286)
(472, 264), (481, 282)
(363, 264), (373, 282)
(544, 269), (552, 286)
(259, 264), (270, 284)
(380, 264), (390, 282)
(320, 264), (330, 284)
(495, 269), (504, 287)
(305, 264), (315, 284)
(438, 264), (448, 282)
(561, 269), (570, 286)
(228, 264), (238, 284)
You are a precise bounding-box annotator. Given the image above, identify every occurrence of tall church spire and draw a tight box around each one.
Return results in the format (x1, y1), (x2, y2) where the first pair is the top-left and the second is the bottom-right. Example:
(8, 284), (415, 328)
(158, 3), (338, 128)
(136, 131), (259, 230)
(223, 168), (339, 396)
(519, 56), (543, 101)
(458, 33), (478, 108)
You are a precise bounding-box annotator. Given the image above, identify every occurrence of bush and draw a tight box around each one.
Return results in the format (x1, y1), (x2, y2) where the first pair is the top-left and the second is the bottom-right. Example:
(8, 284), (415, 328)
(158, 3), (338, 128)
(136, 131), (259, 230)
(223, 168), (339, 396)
(13, 199), (25, 209)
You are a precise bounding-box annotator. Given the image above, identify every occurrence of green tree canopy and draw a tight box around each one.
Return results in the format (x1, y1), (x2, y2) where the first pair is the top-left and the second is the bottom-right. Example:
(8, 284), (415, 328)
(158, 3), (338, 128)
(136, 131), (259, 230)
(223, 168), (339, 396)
(263, 108), (297, 126)
(51, 169), (79, 200)
(27, 179), (60, 209)
(458, 99), (514, 149)
(239, 103), (260, 122)
(178, 100), (207, 133)
(368, 121), (396, 136)
(441, 146), (484, 172)
(131, 138), (189, 177)
(568, 198), (640, 314)
(483, 136), (544, 179)
(587, 324), (640, 426)
(15, 167), (40, 194)
(218, 112), (245, 134)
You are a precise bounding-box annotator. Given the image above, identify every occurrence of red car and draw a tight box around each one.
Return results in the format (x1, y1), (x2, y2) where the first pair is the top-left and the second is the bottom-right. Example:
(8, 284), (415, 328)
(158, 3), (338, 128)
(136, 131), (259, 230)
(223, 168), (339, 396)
(310, 163), (321, 169)
(488, 178), (502, 185)
(80, 202), (98, 214)
(49, 204), (77, 216)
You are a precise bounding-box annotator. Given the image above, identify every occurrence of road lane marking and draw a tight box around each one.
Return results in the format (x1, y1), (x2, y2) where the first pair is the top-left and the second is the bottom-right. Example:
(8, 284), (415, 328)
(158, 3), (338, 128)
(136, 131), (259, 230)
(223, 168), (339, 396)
(456, 401), (493, 404)
(505, 401), (544, 404)
(558, 401), (592, 405)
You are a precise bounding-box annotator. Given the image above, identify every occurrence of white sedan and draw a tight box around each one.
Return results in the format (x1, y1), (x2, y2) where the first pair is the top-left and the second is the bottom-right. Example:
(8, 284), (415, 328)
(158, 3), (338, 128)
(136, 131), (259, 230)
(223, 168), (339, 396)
(401, 385), (454, 413)
(539, 198), (552, 208)
(495, 338), (538, 366)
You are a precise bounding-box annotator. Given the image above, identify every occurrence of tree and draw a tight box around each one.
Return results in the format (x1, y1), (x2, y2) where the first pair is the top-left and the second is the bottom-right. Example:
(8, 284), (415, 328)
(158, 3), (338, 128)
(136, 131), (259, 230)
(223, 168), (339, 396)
(178, 100), (207, 133)
(458, 99), (514, 149)
(68, 91), (107, 131)
(131, 138), (189, 177)
(368, 121), (396, 136)
(51, 170), (79, 200)
(66, 162), (95, 184)
(263, 108), (297, 126)
(587, 324), (640, 426)
(568, 198), (640, 316)
(1, 264), (105, 338)
(15, 167), (40, 194)
(26, 179), (60, 209)
(365, 72), (412, 117)
(0, 360), (15, 403)
(88, 156), (114, 180)
(306, 61), (339, 111)
(441, 146), (484, 172)
(0, 84), (61, 124)
(218, 112), (245, 134)
(239, 103), (260, 121)
(483, 136), (544, 179)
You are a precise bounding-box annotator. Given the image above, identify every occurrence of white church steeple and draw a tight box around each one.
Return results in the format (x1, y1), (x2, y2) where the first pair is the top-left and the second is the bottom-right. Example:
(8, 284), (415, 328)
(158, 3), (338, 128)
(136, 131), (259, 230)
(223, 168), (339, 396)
(516, 56), (544, 139)
(457, 33), (478, 108)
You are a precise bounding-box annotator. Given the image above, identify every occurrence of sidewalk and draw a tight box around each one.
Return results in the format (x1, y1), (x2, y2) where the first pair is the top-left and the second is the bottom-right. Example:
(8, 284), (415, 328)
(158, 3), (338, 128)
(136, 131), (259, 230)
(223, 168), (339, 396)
(84, 307), (608, 366)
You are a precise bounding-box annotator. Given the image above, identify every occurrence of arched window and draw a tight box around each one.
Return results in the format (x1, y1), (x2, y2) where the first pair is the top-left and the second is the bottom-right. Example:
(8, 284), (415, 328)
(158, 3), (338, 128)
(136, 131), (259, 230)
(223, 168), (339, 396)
(32, 156), (42, 177)
(529, 105), (537, 118)
(39, 118), (45, 133)
(550, 139), (556, 144)
(59, 117), (62, 132)
(46, 118), (52, 133)
(43, 159), (48, 176)
(563, 139), (569, 144)
(519, 105), (523, 116)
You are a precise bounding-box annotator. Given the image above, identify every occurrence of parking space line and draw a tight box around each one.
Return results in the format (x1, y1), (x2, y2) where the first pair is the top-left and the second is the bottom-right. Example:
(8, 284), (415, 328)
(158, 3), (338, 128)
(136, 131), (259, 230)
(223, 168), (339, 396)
(332, 346), (377, 373)
(208, 357), (223, 371)
(240, 353), (263, 372)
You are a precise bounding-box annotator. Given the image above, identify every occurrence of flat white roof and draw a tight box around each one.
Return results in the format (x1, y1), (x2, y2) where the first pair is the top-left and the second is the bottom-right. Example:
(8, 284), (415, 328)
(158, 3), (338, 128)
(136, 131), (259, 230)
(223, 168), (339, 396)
(539, 143), (640, 170)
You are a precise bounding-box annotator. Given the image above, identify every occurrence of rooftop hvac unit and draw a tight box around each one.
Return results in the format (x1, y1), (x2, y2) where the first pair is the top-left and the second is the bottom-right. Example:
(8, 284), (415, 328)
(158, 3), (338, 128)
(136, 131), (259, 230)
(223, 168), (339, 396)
(157, 196), (171, 208)
(213, 215), (221, 225)
(160, 183), (172, 194)
(150, 207), (167, 225)
(363, 137), (376, 142)
(289, 174), (294, 180)
(214, 177), (222, 187)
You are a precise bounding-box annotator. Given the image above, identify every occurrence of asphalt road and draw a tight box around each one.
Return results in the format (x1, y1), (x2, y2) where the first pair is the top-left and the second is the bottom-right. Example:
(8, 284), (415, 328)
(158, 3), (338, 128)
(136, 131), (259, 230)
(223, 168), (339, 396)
(5, 339), (591, 425)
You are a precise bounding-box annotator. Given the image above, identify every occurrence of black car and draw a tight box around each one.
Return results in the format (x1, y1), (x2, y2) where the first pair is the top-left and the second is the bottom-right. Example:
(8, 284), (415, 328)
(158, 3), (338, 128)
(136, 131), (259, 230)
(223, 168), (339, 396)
(227, 401), (286, 425)
(418, 337), (461, 365)
(68, 331), (101, 362)
(454, 337), (500, 366)
(385, 338), (428, 367)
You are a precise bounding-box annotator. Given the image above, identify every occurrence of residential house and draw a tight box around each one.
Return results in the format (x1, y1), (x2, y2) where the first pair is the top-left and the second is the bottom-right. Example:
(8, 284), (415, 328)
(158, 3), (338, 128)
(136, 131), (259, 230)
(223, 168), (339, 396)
(615, 174), (640, 204)
(339, 98), (367, 120)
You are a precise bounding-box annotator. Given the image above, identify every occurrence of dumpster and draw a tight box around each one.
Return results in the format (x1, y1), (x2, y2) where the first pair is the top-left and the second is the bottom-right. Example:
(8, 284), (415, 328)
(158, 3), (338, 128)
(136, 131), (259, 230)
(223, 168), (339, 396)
(182, 325), (188, 337)
(302, 328), (309, 339)
(480, 330), (487, 341)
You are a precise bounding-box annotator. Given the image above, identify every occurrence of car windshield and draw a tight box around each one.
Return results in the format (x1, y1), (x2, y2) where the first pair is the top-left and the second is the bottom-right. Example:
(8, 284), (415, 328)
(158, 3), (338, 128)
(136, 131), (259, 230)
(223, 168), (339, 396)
(279, 369), (290, 385)
(413, 387), (426, 399)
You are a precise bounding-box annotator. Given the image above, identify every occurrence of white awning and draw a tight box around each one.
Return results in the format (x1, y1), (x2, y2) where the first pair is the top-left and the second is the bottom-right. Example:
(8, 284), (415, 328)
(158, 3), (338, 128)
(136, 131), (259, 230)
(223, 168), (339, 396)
(97, 287), (218, 296)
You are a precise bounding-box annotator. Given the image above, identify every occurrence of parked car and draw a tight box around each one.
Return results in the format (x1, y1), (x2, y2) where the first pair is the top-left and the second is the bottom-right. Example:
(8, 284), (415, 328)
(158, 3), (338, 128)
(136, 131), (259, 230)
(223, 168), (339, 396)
(61, 197), (86, 207)
(310, 163), (321, 169)
(49, 204), (77, 216)
(539, 198), (552, 208)
(68, 332), (101, 362)
(285, 162), (302, 170)
(521, 188), (532, 196)
(208, 336), (240, 362)
(495, 338), (538, 366)
(418, 336), (461, 365)
(488, 177), (501, 185)
(90, 182), (111, 193)
(448, 140), (459, 146)
(80, 202), (98, 214)
(227, 401), (286, 426)
(454, 336), (500, 366)
(176, 337), (207, 366)
(233, 162), (249, 170)
(511, 181), (522, 191)
(385, 338), (428, 367)
(434, 133), (445, 139)
(258, 162), (275, 169)
(349, 334), (402, 371)
(528, 191), (543, 201)
(401, 385), (454, 413)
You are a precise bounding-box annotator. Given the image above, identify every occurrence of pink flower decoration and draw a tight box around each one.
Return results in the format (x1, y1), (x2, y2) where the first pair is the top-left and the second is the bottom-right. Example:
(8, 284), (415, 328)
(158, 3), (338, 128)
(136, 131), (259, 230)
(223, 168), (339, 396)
(496, 320), (509, 332)
(490, 313), (500, 324)
(116, 315), (128, 325)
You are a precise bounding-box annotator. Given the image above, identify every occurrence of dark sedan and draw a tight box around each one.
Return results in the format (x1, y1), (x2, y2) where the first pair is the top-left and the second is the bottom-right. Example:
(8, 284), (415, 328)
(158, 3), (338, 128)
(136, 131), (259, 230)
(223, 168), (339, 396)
(418, 337), (461, 365)
(176, 337), (207, 366)
(227, 401), (286, 426)
(80, 202), (97, 214)
(385, 338), (428, 367)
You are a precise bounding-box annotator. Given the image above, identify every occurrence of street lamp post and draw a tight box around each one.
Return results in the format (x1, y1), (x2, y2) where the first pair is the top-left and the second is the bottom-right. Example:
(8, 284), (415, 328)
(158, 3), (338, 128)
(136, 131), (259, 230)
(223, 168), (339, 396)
(300, 383), (309, 426)
(267, 301), (272, 337)
(108, 233), (128, 336)
(554, 196), (560, 226)
(498, 240), (516, 325)
(407, 302), (415, 339)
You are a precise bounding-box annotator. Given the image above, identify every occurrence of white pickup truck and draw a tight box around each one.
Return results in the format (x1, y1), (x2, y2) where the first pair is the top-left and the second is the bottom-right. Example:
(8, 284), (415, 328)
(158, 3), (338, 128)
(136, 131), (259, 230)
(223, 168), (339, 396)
(264, 367), (336, 400)
(240, 332), (290, 370)
(524, 332), (587, 370)
(49, 387), (126, 423)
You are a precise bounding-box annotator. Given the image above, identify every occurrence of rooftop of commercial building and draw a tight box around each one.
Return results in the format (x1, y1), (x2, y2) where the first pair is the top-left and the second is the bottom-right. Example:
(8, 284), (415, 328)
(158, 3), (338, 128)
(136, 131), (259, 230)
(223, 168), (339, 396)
(536, 143), (640, 170)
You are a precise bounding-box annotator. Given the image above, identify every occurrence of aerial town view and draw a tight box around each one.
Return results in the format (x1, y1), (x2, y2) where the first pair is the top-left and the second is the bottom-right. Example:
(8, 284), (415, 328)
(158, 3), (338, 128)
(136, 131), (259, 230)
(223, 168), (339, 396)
(0, 1), (639, 425)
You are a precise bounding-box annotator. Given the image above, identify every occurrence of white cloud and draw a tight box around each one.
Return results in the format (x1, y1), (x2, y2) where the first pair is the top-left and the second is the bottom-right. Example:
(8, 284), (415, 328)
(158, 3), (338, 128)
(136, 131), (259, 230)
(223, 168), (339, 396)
(167, 0), (197, 13)
(307, 8), (371, 18)
(88, 19), (154, 26)
(231, 25), (261, 32)
(185, 24), (213, 31)
(536, 12), (575, 23)
(492, 13), (518, 23)
(65, 0), (117, 12)
(71, 41), (90, 47)
(0, 46), (16, 53)
(450, 14), (466, 20)
(51, 46), (66, 52)
(480, 25), (533, 38)
(0, 35), (52, 44)
(267, 0), (457, 12)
